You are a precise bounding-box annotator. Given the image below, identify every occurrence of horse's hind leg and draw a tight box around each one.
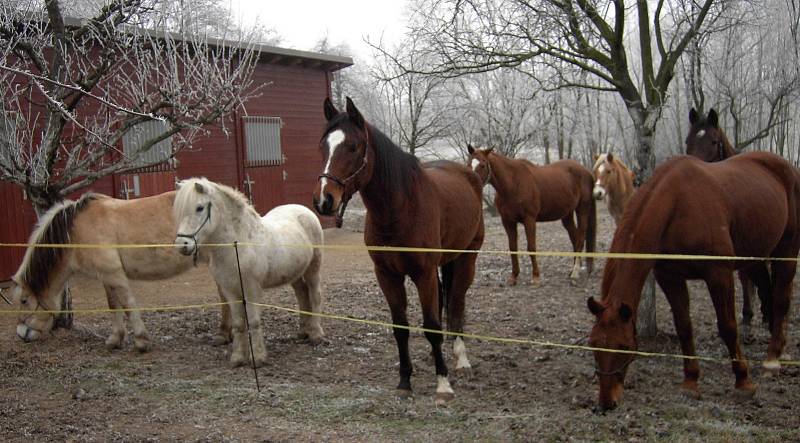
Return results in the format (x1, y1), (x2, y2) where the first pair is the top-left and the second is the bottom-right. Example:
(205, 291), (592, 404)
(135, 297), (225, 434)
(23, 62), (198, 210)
(560, 214), (581, 282)
(444, 254), (477, 373)
(764, 259), (796, 372)
(103, 284), (126, 350)
(212, 284), (232, 346)
(739, 272), (755, 341)
(705, 269), (755, 396)
(291, 273), (325, 343)
(655, 270), (700, 397)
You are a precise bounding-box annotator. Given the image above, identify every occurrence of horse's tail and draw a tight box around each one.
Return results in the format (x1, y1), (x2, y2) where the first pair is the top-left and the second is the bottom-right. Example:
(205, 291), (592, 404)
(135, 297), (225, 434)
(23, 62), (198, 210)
(586, 194), (597, 275)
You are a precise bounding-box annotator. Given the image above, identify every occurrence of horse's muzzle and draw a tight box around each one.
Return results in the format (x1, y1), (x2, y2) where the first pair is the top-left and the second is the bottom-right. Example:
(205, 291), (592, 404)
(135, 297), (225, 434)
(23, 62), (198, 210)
(314, 192), (336, 216)
(16, 324), (40, 342)
(174, 238), (195, 256)
(592, 186), (606, 200)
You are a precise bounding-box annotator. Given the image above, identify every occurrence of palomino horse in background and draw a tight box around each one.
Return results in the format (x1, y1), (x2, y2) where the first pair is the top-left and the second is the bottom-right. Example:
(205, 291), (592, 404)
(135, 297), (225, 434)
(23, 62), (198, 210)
(11, 191), (230, 351)
(313, 98), (484, 404)
(592, 152), (635, 225)
(685, 107), (767, 339)
(588, 152), (800, 410)
(468, 146), (596, 285)
(174, 178), (324, 368)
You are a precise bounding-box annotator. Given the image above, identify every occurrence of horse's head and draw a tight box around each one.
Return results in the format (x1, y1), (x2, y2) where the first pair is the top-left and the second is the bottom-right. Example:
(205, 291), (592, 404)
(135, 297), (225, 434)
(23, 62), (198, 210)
(592, 153), (618, 200)
(312, 97), (373, 227)
(686, 108), (734, 162)
(466, 145), (493, 185)
(173, 178), (218, 257)
(12, 275), (60, 343)
(587, 297), (637, 411)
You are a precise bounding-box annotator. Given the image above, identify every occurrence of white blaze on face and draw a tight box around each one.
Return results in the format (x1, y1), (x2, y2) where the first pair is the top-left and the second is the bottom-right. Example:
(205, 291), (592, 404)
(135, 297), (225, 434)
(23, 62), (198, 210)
(470, 158), (480, 171)
(593, 163), (607, 199)
(696, 129), (706, 138)
(320, 129), (346, 194)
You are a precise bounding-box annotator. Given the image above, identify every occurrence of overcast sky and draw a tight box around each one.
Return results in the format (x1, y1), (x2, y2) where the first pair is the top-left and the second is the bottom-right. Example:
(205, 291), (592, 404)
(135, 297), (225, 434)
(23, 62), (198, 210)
(229, 0), (408, 58)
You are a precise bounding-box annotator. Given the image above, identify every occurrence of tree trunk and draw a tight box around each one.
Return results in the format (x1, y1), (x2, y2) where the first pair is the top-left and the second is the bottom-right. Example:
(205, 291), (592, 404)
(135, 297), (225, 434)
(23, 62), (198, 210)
(628, 106), (659, 338)
(29, 186), (73, 330)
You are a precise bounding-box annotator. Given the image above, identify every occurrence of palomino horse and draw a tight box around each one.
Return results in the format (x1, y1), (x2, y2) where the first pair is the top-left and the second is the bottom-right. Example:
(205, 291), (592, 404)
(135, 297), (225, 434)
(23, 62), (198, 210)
(685, 107), (767, 339)
(312, 98), (484, 404)
(174, 178), (324, 368)
(588, 152), (800, 410)
(11, 191), (230, 351)
(467, 146), (596, 285)
(592, 152), (635, 225)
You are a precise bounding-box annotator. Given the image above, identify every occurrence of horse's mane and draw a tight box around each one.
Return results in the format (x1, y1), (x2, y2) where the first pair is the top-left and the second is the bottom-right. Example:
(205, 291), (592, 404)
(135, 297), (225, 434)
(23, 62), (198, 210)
(175, 177), (260, 219)
(324, 114), (422, 195)
(16, 193), (97, 295)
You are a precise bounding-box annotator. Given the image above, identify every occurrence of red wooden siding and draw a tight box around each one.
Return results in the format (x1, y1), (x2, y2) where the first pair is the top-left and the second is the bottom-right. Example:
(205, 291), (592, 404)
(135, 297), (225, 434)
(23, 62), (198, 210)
(0, 183), (36, 280)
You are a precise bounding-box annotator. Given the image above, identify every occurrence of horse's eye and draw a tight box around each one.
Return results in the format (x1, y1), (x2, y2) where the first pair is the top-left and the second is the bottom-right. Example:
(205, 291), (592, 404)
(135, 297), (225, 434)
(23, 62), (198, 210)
(349, 145), (357, 153)
(20, 297), (27, 305)
(196, 205), (204, 213)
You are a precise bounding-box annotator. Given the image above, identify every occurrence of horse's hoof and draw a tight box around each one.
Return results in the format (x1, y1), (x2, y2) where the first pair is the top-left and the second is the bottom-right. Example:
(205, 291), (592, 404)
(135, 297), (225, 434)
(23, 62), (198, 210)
(507, 276), (518, 286)
(133, 336), (151, 353)
(307, 335), (330, 346)
(211, 334), (232, 346)
(229, 355), (247, 368)
(105, 334), (124, 350)
(434, 391), (455, 406)
(531, 277), (541, 288)
(396, 389), (413, 399)
(763, 359), (782, 373)
(733, 382), (757, 400)
(455, 366), (473, 379)
(679, 382), (701, 400)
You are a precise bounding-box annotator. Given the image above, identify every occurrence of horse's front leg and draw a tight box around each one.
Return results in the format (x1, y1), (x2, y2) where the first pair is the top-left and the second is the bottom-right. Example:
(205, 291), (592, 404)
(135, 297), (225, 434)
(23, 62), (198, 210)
(655, 270), (700, 397)
(375, 267), (412, 397)
(106, 280), (150, 352)
(522, 217), (542, 286)
(412, 268), (453, 405)
(225, 279), (267, 368)
(212, 284), (233, 346)
(502, 219), (520, 286)
(102, 284), (126, 350)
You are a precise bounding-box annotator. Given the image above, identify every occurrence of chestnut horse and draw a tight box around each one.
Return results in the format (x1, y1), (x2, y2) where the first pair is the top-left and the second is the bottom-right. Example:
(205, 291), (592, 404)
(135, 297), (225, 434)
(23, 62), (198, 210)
(588, 151), (800, 410)
(467, 146), (596, 285)
(312, 98), (485, 404)
(592, 152), (635, 225)
(685, 107), (767, 339)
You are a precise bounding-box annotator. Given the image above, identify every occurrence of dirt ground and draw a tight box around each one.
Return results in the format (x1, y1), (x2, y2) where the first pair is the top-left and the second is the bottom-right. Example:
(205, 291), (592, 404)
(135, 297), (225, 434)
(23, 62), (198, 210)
(1, 201), (800, 442)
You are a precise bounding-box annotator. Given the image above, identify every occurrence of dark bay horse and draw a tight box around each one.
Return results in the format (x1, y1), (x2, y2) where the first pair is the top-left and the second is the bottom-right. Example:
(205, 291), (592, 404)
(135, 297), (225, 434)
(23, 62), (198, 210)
(312, 97), (485, 404)
(686, 107), (767, 338)
(468, 146), (596, 285)
(588, 152), (800, 410)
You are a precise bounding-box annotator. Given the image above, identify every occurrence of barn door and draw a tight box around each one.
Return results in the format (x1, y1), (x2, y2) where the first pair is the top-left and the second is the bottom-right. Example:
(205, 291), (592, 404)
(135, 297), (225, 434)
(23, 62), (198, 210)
(243, 116), (286, 214)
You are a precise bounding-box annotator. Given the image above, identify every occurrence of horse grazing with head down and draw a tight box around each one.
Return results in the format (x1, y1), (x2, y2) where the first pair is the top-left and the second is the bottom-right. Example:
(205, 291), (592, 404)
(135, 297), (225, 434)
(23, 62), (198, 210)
(312, 97), (484, 404)
(174, 177), (324, 368)
(11, 191), (230, 351)
(592, 152), (635, 225)
(467, 146), (596, 285)
(588, 151), (800, 410)
(685, 107), (767, 339)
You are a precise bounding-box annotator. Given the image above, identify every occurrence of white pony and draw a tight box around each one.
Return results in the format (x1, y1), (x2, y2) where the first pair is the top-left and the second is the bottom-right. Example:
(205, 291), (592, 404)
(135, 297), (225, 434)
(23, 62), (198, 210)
(173, 178), (324, 367)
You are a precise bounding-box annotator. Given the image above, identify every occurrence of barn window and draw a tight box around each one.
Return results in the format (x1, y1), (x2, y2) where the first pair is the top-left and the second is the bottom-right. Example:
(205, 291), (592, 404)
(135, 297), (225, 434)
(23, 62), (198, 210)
(122, 119), (174, 171)
(244, 116), (283, 166)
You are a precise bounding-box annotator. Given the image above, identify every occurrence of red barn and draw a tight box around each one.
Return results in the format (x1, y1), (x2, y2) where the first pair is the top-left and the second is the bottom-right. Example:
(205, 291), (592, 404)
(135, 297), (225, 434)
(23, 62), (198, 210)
(0, 42), (352, 281)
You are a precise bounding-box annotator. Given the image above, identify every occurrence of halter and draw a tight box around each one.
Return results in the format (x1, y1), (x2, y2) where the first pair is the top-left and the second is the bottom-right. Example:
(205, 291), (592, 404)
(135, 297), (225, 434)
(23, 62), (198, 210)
(18, 294), (54, 340)
(175, 202), (212, 265)
(318, 125), (371, 228)
(594, 352), (635, 377)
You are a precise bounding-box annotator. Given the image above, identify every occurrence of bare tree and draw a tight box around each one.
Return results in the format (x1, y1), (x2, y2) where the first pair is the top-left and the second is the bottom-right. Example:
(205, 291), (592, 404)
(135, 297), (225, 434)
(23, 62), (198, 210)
(0, 0), (260, 214)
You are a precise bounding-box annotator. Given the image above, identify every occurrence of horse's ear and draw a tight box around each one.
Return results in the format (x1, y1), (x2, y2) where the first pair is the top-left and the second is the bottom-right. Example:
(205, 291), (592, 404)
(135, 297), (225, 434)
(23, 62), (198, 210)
(485, 147), (494, 155)
(175, 180), (183, 190)
(587, 297), (605, 316)
(467, 144), (475, 154)
(323, 97), (338, 122)
(345, 97), (365, 130)
(607, 152), (614, 163)
(689, 108), (699, 125)
(707, 108), (719, 128)
(619, 303), (633, 322)
(194, 182), (205, 194)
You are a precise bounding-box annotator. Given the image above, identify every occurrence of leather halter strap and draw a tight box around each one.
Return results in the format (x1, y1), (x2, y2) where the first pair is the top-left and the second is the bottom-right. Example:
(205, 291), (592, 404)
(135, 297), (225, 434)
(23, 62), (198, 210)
(175, 202), (212, 265)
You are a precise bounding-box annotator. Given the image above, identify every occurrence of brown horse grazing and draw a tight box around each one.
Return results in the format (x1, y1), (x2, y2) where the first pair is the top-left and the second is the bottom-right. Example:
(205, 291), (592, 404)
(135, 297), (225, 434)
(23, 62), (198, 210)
(685, 107), (767, 339)
(467, 146), (596, 286)
(588, 151), (800, 410)
(592, 152), (635, 225)
(312, 97), (485, 404)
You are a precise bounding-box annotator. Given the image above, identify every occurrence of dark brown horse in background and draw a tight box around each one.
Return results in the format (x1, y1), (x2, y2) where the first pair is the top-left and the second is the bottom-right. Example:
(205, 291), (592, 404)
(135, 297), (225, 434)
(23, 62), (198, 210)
(312, 98), (485, 404)
(588, 152), (800, 410)
(468, 146), (596, 286)
(686, 107), (768, 339)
